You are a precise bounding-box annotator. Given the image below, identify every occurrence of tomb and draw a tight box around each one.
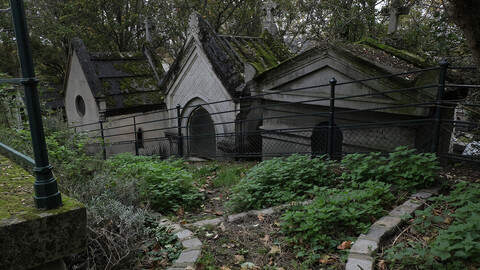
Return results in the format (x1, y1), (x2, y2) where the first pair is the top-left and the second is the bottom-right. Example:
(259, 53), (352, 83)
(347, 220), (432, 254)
(63, 38), (167, 156)
(159, 12), (290, 158)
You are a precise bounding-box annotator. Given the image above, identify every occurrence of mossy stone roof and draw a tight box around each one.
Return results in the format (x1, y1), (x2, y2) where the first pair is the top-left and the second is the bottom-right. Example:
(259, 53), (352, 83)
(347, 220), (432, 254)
(70, 38), (165, 116)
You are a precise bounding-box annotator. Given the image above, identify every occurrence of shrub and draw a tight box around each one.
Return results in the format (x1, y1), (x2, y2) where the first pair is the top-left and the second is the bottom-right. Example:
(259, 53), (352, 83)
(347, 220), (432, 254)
(227, 154), (337, 212)
(281, 181), (394, 254)
(341, 146), (440, 191)
(106, 153), (203, 213)
(84, 197), (150, 270)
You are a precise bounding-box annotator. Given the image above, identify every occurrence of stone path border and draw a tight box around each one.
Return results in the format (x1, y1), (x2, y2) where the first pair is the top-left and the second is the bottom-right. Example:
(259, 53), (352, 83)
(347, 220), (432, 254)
(164, 204), (292, 270)
(345, 186), (441, 270)
(163, 187), (440, 270)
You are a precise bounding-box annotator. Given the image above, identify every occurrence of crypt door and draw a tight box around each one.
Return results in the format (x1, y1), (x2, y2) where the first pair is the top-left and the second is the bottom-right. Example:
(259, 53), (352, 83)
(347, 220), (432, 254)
(188, 107), (216, 157)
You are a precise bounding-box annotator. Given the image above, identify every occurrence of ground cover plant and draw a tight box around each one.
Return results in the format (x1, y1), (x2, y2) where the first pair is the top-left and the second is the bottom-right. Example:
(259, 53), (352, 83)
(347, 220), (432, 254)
(196, 147), (443, 269)
(380, 181), (480, 270)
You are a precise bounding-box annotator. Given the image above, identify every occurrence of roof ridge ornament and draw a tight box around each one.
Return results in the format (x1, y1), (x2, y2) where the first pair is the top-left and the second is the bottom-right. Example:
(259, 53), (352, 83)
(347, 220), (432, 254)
(262, 0), (278, 35)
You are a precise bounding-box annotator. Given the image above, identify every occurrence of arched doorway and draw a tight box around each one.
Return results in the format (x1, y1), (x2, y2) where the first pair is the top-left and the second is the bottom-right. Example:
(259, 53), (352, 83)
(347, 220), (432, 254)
(188, 107), (216, 157)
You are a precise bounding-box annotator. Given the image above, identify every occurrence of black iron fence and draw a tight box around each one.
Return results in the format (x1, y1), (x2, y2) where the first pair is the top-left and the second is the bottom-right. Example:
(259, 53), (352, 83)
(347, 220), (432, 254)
(73, 63), (480, 162)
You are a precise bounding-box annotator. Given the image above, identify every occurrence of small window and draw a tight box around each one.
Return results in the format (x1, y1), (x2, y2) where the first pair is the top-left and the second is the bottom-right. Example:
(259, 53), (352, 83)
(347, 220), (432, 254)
(75, 95), (86, 117)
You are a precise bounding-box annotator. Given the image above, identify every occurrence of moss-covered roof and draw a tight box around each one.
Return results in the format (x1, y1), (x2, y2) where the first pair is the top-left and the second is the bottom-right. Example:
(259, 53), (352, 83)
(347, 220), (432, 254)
(0, 155), (83, 224)
(220, 31), (292, 74)
(69, 38), (165, 116)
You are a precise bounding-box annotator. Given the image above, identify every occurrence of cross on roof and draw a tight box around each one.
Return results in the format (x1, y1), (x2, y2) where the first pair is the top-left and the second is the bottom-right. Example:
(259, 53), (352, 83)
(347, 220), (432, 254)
(382, 0), (410, 34)
(262, 0), (278, 35)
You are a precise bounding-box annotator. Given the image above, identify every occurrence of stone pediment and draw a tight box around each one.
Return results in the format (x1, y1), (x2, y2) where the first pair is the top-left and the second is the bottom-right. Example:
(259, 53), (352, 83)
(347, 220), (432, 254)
(160, 12), (292, 99)
(249, 46), (434, 117)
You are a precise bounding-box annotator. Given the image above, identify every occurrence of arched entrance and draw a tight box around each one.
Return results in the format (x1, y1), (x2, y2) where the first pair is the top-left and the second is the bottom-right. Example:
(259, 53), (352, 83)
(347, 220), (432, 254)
(188, 106), (216, 157)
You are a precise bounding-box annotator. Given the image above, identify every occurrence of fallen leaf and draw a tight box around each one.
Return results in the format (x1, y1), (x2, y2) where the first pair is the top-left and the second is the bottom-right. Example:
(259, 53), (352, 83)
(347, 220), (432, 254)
(214, 211), (223, 216)
(176, 207), (184, 216)
(378, 260), (387, 270)
(268, 245), (281, 256)
(234, 255), (245, 263)
(422, 236), (431, 243)
(212, 197), (222, 201)
(257, 212), (265, 221)
(220, 266), (231, 270)
(261, 234), (270, 245)
(319, 254), (331, 264)
(152, 243), (161, 251)
(337, 240), (352, 250)
(444, 217), (453, 225)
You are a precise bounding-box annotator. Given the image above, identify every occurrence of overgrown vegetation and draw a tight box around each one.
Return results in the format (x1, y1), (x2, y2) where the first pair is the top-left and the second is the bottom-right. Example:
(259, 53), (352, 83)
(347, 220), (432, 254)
(2, 112), (446, 269)
(382, 182), (480, 269)
(282, 181), (394, 262)
(341, 146), (440, 191)
(227, 154), (337, 212)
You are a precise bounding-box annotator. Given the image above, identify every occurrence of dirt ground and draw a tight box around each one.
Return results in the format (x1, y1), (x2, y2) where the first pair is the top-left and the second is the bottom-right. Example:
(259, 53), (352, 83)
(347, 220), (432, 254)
(175, 161), (480, 270)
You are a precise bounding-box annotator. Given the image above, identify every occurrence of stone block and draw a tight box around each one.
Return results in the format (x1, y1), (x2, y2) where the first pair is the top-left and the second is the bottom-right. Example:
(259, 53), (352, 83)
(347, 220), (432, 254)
(182, 238), (202, 249)
(228, 212), (247, 222)
(175, 249), (201, 264)
(350, 238), (378, 255)
(345, 253), (374, 270)
(251, 207), (275, 216)
(374, 215), (402, 229)
(167, 223), (183, 233)
(364, 225), (391, 244)
(402, 199), (423, 210)
(175, 229), (193, 240)
(389, 204), (416, 218)
(410, 191), (433, 200)
(0, 200), (86, 270)
(190, 217), (224, 227)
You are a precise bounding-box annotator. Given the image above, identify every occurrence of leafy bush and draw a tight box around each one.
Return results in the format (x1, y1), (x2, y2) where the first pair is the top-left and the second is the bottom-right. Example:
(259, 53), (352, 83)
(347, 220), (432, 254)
(281, 181), (394, 254)
(227, 154), (337, 212)
(385, 182), (480, 269)
(105, 153), (203, 213)
(341, 146), (440, 191)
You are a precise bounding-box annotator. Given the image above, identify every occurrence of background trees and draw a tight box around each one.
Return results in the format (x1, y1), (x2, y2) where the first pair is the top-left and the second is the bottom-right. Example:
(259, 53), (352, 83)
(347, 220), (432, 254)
(0, 0), (477, 83)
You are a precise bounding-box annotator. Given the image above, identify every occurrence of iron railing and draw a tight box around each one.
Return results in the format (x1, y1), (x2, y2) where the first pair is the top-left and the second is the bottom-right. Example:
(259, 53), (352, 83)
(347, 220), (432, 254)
(72, 63), (480, 163)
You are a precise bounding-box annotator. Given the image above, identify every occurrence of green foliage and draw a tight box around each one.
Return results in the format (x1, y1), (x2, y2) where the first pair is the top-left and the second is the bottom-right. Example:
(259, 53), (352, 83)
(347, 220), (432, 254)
(143, 221), (183, 264)
(227, 154), (337, 212)
(281, 181), (394, 254)
(384, 182), (480, 269)
(341, 146), (440, 191)
(105, 153), (203, 213)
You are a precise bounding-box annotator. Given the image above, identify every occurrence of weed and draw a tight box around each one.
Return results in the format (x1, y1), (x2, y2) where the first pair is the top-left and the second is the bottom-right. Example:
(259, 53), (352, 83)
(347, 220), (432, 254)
(227, 154), (337, 212)
(281, 181), (394, 255)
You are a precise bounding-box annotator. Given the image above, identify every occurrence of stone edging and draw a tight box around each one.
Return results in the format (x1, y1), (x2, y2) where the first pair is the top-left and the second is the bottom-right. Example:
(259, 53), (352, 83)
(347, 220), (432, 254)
(345, 186), (442, 270)
(162, 186), (440, 270)
(163, 205), (289, 270)
(158, 218), (201, 270)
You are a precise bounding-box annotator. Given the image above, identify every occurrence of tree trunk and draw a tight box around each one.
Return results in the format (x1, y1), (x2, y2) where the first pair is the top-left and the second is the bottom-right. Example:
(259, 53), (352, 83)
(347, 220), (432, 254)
(447, 0), (480, 67)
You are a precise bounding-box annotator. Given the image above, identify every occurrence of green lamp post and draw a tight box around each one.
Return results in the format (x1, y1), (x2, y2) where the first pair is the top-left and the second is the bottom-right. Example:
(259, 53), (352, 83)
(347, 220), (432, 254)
(9, 0), (62, 209)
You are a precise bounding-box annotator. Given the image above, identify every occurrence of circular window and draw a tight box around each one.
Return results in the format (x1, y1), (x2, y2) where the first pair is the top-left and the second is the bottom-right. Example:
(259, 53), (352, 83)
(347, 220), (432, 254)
(75, 95), (86, 117)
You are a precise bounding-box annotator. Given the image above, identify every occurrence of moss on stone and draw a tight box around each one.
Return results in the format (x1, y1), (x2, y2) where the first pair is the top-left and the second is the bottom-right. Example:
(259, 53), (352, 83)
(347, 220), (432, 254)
(101, 81), (111, 95)
(0, 155), (84, 223)
(358, 38), (428, 67)
(113, 61), (153, 76)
